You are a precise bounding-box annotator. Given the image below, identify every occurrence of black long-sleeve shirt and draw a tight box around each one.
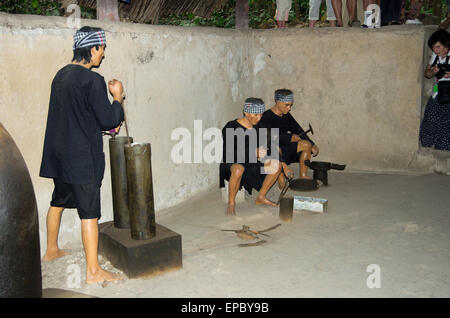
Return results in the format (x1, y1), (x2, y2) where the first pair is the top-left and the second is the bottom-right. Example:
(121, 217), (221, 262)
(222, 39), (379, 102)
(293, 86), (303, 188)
(40, 64), (124, 184)
(260, 110), (315, 146)
(221, 119), (260, 164)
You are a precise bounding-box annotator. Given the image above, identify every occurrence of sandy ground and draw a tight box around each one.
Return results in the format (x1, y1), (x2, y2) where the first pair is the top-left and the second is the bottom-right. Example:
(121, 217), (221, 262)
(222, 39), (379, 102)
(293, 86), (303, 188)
(41, 170), (450, 298)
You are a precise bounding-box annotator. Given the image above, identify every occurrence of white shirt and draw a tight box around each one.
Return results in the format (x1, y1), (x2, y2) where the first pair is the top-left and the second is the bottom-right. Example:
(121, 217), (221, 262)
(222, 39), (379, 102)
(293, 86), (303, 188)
(428, 51), (450, 98)
(429, 51), (450, 64)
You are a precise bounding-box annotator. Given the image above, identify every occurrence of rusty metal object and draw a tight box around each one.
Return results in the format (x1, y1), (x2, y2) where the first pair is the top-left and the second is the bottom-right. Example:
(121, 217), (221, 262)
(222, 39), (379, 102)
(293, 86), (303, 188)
(279, 197), (294, 222)
(276, 176), (293, 205)
(221, 224), (281, 241)
(238, 240), (267, 247)
(124, 142), (156, 240)
(0, 123), (42, 297)
(305, 160), (346, 186)
(289, 178), (318, 191)
(109, 136), (133, 229)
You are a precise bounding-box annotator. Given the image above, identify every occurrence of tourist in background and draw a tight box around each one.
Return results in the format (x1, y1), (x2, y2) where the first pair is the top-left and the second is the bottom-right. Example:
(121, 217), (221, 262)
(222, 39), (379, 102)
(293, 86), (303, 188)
(380, 0), (402, 26)
(405, 0), (423, 25)
(331, 0), (358, 27)
(276, 0), (292, 28)
(420, 29), (450, 152)
(362, 0), (377, 11)
(309, 0), (337, 27)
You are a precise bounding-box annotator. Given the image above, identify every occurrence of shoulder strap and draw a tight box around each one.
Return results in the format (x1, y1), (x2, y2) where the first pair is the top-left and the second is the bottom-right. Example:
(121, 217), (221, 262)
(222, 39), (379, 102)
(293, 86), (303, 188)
(431, 55), (439, 67)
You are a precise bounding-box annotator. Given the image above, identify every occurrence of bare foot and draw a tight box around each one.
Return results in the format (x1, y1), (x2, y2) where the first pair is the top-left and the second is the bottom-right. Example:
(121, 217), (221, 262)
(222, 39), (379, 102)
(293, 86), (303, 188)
(299, 175), (312, 180)
(42, 249), (70, 262)
(226, 203), (236, 216)
(277, 174), (286, 190)
(86, 268), (124, 284)
(255, 196), (278, 207)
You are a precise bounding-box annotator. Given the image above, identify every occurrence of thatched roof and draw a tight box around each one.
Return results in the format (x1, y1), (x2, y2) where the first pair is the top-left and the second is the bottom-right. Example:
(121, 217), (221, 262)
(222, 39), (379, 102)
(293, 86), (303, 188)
(65, 0), (230, 24)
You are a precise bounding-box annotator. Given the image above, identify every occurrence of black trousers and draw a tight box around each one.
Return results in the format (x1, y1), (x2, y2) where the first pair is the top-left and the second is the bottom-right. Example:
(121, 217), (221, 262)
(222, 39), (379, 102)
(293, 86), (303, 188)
(380, 0), (402, 25)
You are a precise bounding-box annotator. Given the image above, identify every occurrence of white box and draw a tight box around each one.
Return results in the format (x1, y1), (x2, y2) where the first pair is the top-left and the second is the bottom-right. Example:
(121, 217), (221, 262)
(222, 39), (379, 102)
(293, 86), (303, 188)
(293, 195), (328, 213)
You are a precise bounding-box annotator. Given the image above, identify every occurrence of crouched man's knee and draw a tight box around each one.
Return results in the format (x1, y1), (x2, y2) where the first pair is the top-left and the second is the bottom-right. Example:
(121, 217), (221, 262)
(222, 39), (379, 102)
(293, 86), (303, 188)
(230, 164), (245, 178)
(297, 140), (312, 152)
(264, 159), (282, 175)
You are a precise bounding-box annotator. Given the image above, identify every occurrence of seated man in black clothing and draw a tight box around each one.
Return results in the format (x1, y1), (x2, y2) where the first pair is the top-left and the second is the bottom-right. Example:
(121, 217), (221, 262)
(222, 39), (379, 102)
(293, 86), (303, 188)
(260, 89), (319, 188)
(220, 98), (292, 215)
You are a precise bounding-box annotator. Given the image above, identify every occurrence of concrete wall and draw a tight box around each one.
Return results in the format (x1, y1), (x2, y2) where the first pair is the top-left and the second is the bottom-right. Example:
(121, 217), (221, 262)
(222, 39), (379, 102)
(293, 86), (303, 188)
(0, 13), (432, 252)
(0, 13), (250, 251)
(249, 26), (432, 172)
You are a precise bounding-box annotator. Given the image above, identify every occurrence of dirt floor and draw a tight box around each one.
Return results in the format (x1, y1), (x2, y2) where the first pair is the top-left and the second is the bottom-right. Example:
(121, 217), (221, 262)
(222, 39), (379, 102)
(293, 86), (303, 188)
(41, 169), (450, 298)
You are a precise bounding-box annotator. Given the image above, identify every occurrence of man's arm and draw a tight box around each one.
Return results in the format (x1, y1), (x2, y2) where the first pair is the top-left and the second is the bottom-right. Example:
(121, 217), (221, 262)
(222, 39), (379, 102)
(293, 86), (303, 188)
(287, 113), (315, 145)
(89, 76), (124, 130)
(288, 113), (319, 156)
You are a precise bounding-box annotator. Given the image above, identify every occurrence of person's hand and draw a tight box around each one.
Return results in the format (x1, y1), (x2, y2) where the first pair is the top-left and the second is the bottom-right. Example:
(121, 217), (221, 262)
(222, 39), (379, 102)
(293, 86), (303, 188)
(108, 79), (124, 103)
(114, 121), (123, 133)
(290, 134), (301, 142)
(312, 145), (320, 157)
(444, 71), (450, 78)
(282, 164), (294, 179)
(425, 66), (437, 79)
(256, 147), (267, 159)
(432, 65), (439, 74)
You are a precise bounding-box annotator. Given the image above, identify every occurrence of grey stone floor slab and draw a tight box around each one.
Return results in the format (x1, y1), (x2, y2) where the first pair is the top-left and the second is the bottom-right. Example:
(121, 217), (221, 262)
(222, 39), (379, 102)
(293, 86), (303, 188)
(41, 171), (450, 298)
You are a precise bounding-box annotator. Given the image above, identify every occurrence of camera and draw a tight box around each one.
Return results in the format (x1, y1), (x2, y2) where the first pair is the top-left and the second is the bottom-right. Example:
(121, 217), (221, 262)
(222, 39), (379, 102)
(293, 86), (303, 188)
(435, 63), (450, 79)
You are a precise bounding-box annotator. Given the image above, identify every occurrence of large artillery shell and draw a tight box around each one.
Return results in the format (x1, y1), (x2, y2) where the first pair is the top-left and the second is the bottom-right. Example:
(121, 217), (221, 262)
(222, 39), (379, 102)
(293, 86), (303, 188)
(0, 122), (42, 297)
(124, 142), (156, 240)
(109, 136), (133, 229)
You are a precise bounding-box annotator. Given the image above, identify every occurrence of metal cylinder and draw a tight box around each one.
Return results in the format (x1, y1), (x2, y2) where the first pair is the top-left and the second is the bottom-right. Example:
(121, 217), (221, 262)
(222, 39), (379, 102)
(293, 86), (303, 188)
(0, 122), (42, 297)
(279, 197), (294, 222)
(124, 142), (156, 240)
(109, 136), (133, 229)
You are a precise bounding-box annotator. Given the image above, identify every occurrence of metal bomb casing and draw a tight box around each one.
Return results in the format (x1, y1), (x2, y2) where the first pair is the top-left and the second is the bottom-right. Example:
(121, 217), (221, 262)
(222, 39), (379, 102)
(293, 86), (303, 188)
(0, 122), (42, 297)
(124, 142), (156, 240)
(109, 136), (133, 229)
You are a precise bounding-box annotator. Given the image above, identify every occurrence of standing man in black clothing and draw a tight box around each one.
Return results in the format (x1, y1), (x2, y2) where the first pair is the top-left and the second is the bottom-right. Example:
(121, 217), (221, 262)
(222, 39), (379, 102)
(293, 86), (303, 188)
(39, 26), (124, 284)
(260, 89), (319, 188)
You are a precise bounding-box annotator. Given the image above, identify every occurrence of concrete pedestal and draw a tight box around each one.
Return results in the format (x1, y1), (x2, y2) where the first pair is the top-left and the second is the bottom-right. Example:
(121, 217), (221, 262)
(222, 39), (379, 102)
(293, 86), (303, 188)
(99, 221), (182, 279)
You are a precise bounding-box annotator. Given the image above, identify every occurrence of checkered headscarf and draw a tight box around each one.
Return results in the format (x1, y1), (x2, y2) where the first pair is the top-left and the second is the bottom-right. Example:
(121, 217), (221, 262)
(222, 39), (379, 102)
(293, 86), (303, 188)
(243, 98), (265, 114)
(275, 89), (294, 103)
(73, 29), (106, 50)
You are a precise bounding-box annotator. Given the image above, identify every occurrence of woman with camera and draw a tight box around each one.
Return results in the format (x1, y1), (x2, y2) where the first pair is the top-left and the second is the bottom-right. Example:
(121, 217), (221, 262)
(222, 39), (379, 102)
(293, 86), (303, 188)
(419, 29), (450, 151)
